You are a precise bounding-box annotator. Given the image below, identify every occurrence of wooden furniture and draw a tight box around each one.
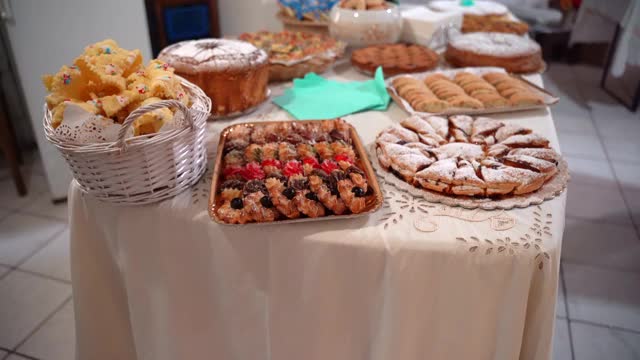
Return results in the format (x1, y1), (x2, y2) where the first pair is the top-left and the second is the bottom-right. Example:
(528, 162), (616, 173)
(0, 89), (26, 195)
(145, 0), (220, 56)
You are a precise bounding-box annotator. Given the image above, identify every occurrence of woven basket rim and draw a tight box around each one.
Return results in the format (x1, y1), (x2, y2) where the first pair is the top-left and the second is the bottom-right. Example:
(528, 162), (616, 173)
(43, 76), (211, 153)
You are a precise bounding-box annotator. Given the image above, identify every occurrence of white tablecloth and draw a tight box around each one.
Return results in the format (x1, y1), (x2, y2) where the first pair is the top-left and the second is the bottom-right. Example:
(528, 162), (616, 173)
(69, 65), (567, 360)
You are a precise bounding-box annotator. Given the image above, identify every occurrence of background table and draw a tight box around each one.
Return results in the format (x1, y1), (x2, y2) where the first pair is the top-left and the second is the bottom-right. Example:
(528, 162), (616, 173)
(69, 63), (567, 360)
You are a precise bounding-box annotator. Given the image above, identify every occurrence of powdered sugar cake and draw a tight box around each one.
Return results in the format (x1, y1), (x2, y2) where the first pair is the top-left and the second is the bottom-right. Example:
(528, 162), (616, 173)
(445, 32), (544, 74)
(158, 39), (269, 116)
(374, 115), (568, 205)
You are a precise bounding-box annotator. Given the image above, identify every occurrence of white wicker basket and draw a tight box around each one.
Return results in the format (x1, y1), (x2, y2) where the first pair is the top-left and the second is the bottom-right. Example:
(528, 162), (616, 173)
(43, 78), (211, 205)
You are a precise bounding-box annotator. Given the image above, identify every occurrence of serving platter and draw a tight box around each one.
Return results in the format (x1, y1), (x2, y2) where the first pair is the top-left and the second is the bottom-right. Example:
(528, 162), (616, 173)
(209, 119), (384, 225)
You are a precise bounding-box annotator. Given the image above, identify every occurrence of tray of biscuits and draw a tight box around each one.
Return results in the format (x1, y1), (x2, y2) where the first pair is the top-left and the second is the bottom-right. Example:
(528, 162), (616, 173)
(372, 114), (569, 210)
(386, 67), (558, 117)
(209, 119), (383, 225)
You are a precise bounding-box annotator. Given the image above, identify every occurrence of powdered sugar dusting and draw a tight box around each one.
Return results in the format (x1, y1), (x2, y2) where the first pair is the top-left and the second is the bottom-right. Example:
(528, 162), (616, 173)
(450, 33), (540, 58)
(159, 39), (268, 71)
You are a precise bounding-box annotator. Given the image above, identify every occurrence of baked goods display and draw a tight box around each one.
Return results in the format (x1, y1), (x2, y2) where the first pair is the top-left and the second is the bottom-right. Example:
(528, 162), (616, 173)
(375, 115), (563, 198)
(338, 0), (391, 10)
(158, 38), (269, 117)
(462, 14), (529, 35)
(43, 39), (191, 137)
(238, 31), (345, 81)
(351, 43), (439, 76)
(389, 70), (549, 114)
(211, 119), (382, 224)
(445, 32), (544, 74)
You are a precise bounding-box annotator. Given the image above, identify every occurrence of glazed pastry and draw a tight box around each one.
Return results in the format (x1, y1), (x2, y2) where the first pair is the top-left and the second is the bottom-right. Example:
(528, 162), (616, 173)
(243, 180), (279, 222)
(216, 180), (251, 224)
(290, 175), (326, 218)
(314, 142), (335, 160)
(278, 142), (298, 161)
(265, 174), (301, 219)
(332, 169), (367, 213)
(308, 168), (347, 215)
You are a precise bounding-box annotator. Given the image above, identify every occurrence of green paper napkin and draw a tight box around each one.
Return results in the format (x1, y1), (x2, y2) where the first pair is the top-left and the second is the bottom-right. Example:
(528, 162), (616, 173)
(273, 67), (391, 120)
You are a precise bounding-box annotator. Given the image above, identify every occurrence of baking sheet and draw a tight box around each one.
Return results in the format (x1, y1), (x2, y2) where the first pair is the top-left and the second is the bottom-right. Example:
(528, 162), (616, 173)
(209, 119), (384, 225)
(386, 66), (559, 117)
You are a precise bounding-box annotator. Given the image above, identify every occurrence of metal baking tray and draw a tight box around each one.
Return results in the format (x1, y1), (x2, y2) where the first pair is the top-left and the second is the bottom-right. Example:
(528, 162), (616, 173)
(208, 119), (384, 225)
(386, 66), (559, 117)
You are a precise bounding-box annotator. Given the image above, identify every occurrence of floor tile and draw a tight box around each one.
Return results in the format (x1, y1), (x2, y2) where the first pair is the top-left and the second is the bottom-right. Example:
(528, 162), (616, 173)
(611, 162), (640, 193)
(0, 213), (65, 267)
(602, 137), (640, 164)
(0, 271), (71, 348)
(566, 157), (617, 189)
(566, 183), (632, 225)
(594, 115), (640, 140)
(562, 218), (640, 272)
(20, 229), (71, 282)
(0, 174), (49, 211)
(553, 318), (572, 360)
(0, 265), (9, 279)
(5, 354), (31, 360)
(17, 300), (75, 360)
(571, 321), (640, 360)
(564, 263), (640, 332)
(23, 194), (68, 223)
(557, 132), (607, 160)
(0, 208), (10, 221)
(557, 275), (566, 318)
(572, 64), (604, 86)
(622, 189), (640, 225)
(553, 110), (598, 136)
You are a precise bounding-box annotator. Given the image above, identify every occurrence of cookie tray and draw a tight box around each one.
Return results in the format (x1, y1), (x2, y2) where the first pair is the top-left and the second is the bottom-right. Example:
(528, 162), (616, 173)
(208, 119), (384, 225)
(386, 66), (559, 117)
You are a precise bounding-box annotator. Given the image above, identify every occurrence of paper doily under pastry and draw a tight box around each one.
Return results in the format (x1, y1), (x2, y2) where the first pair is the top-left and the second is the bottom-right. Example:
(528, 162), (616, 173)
(369, 143), (569, 210)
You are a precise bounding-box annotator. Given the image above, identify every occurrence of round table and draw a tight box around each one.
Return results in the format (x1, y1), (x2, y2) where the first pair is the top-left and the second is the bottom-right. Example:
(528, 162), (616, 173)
(68, 63), (566, 360)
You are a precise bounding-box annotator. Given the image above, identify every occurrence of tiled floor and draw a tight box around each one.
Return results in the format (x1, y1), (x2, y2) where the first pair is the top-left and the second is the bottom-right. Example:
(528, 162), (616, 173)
(0, 63), (639, 359)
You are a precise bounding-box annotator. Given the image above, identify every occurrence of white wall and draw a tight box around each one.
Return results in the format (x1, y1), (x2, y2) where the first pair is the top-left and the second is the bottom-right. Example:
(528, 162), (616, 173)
(218, 0), (282, 36)
(5, 0), (153, 198)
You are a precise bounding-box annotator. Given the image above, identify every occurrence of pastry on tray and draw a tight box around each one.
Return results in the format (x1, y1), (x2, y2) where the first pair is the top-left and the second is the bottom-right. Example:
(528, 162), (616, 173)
(375, 114), (562, 198)
(238, 30), (345, 81)
(444, 32), (544, 74)
(462, 14), (529, 35)
(351, 43), (439, 76)
(212, 119), (379, 224)
(390, 71), (545, 113)
(158, 38), (269, 116)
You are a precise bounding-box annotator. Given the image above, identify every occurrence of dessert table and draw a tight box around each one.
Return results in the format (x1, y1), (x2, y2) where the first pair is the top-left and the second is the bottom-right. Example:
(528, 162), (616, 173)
(68, 62), (566, 360)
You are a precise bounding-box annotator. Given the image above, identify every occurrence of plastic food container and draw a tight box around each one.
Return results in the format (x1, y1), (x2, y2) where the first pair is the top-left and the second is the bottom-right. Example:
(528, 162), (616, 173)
(329, 2), (402, 47)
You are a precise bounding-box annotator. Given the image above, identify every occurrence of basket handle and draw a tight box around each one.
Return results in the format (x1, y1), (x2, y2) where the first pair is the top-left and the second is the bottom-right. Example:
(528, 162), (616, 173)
(115, 99), (191, 150)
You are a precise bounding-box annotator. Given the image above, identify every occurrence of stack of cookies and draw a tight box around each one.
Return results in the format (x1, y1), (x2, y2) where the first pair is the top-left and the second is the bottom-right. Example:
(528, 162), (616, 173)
(391, 71), (545, 113)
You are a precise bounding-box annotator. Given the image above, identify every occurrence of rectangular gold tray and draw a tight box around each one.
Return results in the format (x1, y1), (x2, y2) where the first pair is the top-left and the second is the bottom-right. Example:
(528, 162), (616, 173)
(208, 119), (384, 225)
(386, 67), (559, 117)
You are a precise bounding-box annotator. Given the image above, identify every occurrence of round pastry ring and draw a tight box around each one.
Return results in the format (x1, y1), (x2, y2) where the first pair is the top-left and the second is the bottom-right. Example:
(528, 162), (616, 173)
(369, 143), (569, 210)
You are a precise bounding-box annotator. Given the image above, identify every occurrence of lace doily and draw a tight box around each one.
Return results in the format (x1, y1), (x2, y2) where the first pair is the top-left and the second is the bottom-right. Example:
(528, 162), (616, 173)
(53, 103), (189, 145)
(369, 143), (569, 210)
